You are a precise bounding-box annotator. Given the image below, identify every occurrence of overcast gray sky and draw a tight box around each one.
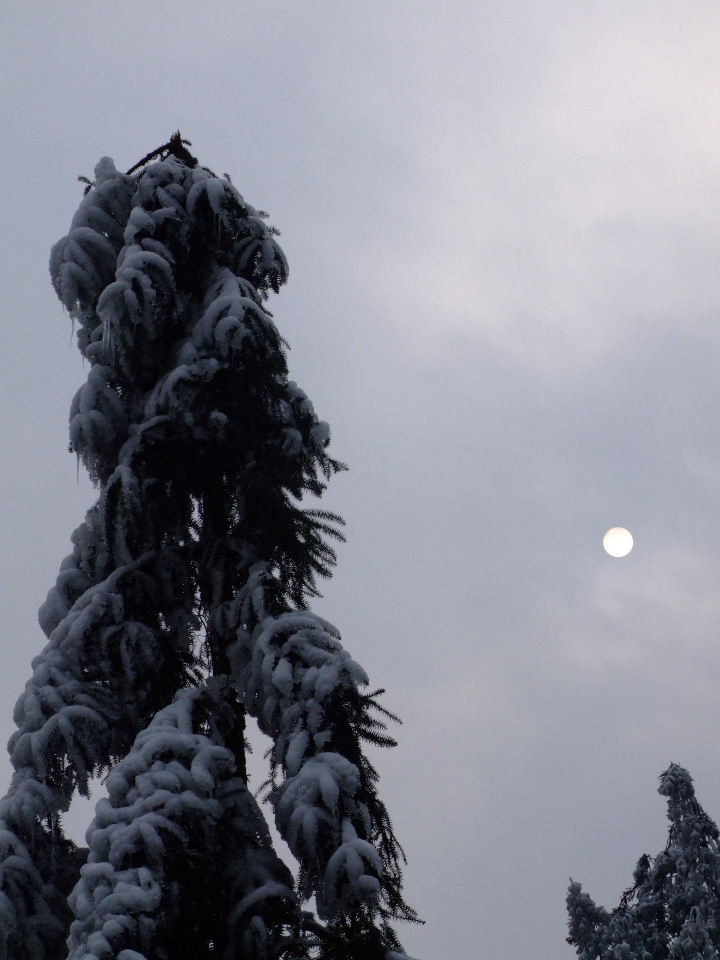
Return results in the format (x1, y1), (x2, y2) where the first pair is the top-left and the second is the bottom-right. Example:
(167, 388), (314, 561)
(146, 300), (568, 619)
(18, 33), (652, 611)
(4, 2), (720, 958)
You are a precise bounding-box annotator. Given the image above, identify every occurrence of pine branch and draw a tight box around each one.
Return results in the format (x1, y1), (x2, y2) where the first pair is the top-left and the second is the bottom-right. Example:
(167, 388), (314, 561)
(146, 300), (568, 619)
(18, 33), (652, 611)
(125, 130), (197, 174)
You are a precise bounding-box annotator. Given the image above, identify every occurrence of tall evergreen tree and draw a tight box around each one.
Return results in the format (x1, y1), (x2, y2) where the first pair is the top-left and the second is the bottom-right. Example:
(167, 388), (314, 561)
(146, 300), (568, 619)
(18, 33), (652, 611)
(0, 134), (419, 960)
(567, 764), (720, 960)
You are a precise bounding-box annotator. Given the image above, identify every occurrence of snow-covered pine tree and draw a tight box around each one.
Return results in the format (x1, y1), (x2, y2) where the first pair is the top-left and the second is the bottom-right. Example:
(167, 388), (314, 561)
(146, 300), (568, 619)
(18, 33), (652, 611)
(567, 764), (720, 960)
(0, 134), (419, 960)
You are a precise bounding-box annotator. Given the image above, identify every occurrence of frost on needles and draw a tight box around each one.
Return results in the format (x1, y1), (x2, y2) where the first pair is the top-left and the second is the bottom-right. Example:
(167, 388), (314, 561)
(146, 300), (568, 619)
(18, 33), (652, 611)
(0, 135), (419, 960)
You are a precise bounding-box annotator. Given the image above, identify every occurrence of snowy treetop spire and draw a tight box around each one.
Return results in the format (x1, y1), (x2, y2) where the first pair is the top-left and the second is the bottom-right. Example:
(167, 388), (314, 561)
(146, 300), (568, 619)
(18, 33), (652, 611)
(0, 139), (419, 960)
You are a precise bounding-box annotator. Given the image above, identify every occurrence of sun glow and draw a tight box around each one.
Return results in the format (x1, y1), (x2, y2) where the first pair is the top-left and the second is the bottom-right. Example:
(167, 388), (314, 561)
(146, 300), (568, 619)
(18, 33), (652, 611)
(602, 527), (634, 558)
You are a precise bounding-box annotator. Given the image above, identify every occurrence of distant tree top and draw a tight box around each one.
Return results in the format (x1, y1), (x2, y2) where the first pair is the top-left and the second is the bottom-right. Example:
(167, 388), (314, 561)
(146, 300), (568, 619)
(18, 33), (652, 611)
(567, 763), (720, 960)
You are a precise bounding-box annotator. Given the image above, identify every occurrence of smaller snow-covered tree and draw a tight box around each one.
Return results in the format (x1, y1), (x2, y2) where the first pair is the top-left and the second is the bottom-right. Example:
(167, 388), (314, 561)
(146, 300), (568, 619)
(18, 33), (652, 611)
(567, 764), (720, 960)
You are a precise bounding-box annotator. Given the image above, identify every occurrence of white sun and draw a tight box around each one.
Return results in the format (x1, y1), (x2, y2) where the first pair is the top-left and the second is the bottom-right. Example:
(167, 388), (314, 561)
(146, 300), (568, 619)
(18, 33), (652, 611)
(602, 527), (634, 558)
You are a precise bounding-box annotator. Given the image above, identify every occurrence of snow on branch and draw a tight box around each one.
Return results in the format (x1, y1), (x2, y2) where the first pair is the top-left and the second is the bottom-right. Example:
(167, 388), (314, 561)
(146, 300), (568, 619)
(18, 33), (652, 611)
(66, 686), (296, 960)
(229, 590), (413, 926)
